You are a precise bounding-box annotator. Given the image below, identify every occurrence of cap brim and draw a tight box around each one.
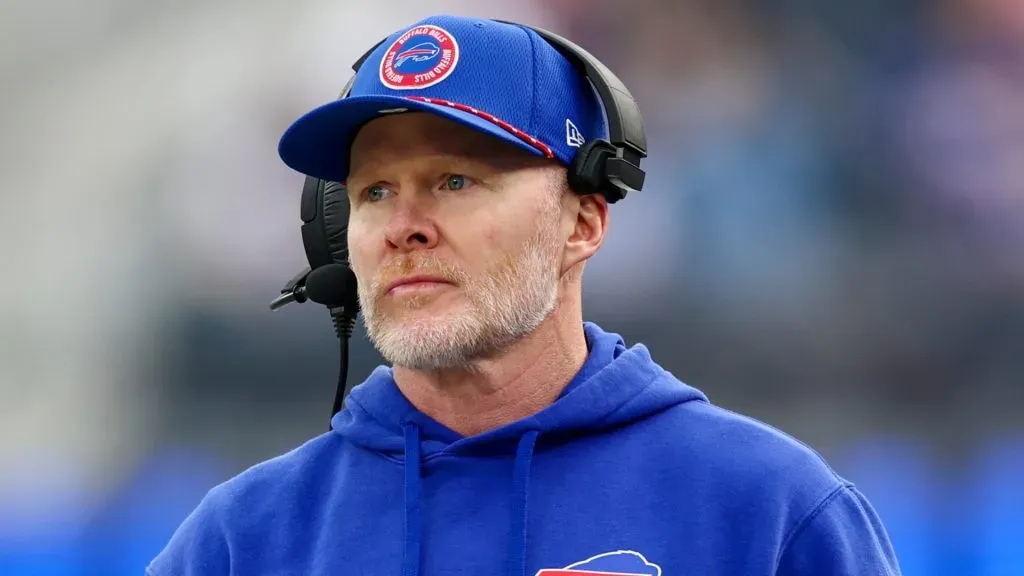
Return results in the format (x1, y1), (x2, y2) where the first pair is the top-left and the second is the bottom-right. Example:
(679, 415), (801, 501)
(278, 95), (548, 182)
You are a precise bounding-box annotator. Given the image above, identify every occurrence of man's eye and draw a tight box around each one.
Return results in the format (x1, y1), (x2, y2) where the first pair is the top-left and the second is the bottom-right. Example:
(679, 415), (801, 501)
(365, 185), (390, 202)
(442, 174), (468, 191)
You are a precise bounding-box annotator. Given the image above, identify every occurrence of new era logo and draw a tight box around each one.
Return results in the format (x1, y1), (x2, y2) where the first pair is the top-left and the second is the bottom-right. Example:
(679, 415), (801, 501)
(565, 118), (585, 148)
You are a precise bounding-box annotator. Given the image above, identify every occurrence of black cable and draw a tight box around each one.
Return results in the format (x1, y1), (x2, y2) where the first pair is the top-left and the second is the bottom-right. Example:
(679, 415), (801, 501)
(328, 312), (356, 428)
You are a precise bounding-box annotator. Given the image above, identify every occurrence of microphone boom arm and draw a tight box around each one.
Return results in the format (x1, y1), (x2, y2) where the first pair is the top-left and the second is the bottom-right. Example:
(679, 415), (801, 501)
(269, 267), (312, 311)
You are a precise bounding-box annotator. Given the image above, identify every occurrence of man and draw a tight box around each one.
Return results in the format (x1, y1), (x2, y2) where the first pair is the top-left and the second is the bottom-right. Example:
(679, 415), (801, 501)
(148, 14), (901, 576)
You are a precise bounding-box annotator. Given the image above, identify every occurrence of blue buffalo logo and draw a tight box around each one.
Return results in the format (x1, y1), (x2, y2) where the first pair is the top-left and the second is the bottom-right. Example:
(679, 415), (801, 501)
(394, 41), (441, 68)
(536, 550), (662, 576)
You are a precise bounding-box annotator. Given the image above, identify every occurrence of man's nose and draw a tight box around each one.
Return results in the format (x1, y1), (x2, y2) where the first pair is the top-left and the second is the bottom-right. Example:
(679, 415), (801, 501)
(382, 194), (439, 252)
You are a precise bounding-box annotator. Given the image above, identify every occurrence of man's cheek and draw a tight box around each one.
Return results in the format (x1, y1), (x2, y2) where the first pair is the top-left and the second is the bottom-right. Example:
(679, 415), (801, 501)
(345, 245), (375, 294)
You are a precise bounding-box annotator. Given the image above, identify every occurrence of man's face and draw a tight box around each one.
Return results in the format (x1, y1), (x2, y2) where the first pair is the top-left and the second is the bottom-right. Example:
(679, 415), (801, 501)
(345, 113), (568, 370)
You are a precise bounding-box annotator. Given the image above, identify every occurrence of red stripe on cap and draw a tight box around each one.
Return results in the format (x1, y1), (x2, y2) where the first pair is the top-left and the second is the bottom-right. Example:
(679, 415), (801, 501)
(405, 96), (555, 159)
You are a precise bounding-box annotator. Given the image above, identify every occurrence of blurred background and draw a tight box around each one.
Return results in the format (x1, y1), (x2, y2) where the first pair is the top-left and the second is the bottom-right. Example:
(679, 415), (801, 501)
(1, 0), (1022, 573)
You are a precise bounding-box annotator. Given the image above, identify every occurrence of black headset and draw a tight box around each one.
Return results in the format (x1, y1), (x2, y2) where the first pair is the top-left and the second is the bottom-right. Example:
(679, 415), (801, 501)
(271, 20), (649, 425)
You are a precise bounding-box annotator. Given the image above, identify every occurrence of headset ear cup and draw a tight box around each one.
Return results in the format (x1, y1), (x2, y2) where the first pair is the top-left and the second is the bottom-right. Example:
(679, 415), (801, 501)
(568, 139), (614, 197)
(321, 181), (351, 265)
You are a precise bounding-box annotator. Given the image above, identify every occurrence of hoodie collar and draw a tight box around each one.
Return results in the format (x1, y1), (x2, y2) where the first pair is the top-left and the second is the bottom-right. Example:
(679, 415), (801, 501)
(331, 322), (707, 458)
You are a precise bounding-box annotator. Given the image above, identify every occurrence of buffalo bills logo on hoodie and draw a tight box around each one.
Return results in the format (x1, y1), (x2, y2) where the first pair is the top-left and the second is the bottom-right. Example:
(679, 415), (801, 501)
(536, 550), (662, 576)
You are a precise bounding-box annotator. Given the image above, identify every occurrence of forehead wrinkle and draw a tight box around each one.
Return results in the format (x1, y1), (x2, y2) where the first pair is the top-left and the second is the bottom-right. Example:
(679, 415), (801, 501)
(350, 113), (547, 175)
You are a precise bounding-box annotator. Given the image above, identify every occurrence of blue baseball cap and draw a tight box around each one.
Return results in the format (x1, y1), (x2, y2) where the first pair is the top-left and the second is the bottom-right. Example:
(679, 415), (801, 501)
(277, 14), (607, 183)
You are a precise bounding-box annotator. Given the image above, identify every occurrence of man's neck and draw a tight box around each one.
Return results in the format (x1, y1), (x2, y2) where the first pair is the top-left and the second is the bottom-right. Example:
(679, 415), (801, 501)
(392, 305), (588, 437)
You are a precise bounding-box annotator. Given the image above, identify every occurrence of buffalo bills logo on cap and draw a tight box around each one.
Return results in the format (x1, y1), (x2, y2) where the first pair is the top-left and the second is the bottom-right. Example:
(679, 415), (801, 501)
(379, 24), (460, 90)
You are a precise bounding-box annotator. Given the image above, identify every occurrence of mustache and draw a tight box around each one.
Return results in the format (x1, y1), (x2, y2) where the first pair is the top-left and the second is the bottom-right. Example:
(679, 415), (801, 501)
(369, 254), (468, 296)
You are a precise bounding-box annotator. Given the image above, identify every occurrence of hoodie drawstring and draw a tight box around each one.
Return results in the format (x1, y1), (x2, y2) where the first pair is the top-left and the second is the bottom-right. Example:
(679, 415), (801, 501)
(508, 430), (540, 576)
(400, 424), (540, 576)
(402, 423), (422, 576)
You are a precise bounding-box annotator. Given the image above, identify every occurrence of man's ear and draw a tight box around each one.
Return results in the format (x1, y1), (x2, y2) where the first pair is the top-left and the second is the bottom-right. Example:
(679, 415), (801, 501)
(561, 192), (609, 276)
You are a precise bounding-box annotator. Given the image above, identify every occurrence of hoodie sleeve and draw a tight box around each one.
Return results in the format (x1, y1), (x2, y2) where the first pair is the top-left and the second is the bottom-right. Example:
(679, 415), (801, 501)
(145, 488), (232, 576)
(776, 484), (901, 576)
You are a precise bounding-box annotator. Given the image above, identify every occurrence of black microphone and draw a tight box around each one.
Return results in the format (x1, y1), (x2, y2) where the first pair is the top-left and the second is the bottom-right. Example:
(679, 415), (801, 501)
(302, 264), (361, 427)
(269, 264), (360, 312)
(270, 264), (360, 426)
(304, 263), (359, 311)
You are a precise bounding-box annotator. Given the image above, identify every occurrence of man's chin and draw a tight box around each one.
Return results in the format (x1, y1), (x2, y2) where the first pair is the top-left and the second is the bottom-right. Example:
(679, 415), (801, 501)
(369, 301), (466, 337)
(374, 311), (466, 337)
(369, 317), (482, 371)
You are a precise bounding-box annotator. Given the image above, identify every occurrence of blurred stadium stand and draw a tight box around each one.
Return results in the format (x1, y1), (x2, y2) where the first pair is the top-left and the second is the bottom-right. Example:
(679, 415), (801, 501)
(1, 0), (1020, 573)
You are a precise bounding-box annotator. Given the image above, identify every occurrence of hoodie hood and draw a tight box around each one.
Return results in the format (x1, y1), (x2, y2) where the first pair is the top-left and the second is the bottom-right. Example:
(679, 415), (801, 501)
(331, 322), (708, 457)
(328, 322), (707, 576)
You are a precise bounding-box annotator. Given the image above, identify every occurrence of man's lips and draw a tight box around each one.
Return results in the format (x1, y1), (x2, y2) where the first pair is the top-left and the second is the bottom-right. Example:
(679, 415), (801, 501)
(384, 275), (454, 295)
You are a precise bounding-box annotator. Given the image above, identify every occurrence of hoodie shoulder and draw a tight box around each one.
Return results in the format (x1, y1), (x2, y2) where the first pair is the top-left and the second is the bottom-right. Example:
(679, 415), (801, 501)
(653, 396), (897, 572)
(641, 391), (854, 540)
(674, 398), (845, 496)
(146, 432), (344, 576)
(686, 400), (900, 571)
(682, 399), (840, 474)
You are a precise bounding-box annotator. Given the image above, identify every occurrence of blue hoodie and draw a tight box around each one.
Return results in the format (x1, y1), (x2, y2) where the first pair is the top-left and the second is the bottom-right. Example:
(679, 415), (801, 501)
(148, 322), (900, 575)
